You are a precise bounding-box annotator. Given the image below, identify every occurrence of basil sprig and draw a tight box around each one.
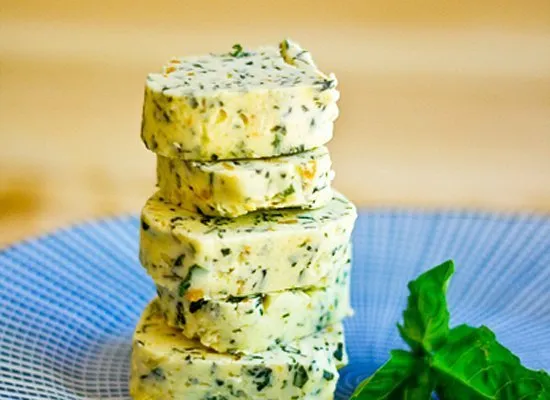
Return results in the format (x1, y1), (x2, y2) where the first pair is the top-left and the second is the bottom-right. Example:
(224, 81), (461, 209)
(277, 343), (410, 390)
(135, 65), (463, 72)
(351, 261), (550, 399)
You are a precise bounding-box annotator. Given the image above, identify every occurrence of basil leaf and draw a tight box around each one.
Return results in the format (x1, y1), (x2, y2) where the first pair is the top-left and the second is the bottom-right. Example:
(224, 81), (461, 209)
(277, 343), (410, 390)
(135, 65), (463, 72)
(433, 324), (550, 399)
(353, 260), (549, 399)
(350, 350), (434, 400)
(509, 369), (550, 400)
(397, 260), (454, 354)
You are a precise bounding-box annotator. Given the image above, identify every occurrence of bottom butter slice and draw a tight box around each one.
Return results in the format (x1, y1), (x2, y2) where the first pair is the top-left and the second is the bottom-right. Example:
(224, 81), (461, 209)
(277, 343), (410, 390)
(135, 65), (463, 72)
(130, 300), (348, 400)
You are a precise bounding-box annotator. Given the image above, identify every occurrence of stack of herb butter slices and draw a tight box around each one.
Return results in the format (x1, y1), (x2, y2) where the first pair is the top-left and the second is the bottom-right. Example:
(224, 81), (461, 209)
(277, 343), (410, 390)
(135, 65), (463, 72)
(131, 39), (357, 400)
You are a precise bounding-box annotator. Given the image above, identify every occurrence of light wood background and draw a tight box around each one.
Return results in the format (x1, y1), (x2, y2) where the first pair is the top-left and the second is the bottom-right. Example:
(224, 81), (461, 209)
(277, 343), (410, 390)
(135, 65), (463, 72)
(1, 0), (549, 246)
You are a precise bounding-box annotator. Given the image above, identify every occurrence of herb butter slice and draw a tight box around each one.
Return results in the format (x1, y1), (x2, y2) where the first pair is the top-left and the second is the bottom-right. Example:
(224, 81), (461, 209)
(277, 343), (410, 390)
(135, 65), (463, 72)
(130, 300), (347, 400)
(141, 39), (339, 160)
(157, 146), (333, 217)
(156, 249), (352, 353)
(139, 190), (356, 299)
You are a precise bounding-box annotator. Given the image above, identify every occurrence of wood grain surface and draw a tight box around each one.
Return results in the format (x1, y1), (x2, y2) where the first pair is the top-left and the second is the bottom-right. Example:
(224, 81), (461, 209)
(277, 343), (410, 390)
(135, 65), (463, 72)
(1, 0), (549, 246)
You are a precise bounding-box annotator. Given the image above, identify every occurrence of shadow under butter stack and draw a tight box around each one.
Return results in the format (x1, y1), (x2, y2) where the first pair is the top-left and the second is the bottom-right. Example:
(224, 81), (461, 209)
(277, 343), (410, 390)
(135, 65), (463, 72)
(132, 39), (356, 400)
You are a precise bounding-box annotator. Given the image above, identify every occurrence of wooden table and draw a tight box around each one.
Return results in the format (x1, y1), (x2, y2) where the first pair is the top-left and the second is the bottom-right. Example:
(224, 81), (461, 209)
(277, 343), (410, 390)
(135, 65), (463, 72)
(1, 0), (549, 246)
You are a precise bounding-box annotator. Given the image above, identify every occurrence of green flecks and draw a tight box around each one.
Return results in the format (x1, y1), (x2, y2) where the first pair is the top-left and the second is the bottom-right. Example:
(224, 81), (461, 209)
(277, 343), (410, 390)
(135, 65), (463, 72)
(298, 268), (306, 281)
(314, 79), (336, 91)
(323, 370), (335, 381)
(210, 362), (218, 374)
(226, 294), (249, 303)
(271, 135), (282, 152)
(271, 125), (287, 153)
(175, 302), (186, 325)
(189, 298), (208, 313)
(230, 44), (243, 56)
(188, 96), (199, 109)
(293, 365), (309, 388)
(227, 384), (246, 397)
(279, 39), (290, 54)
(230, 43), (249, 58)
(271, 125), (287, 134)
(333, 342), (344, 361)
(140, 367), (165, 381)
(245, 366), (273, 392)
(171, 347), (186, 354)
(209, 172), (214, 186)
(178, 264), (202, 296)
(261, 269), (267, 281)
(282, 345), (302, 355)
(174, 254), (185, 267)
(221, 248), (231, 256)
(297, 215), (316, 223)
(278, 185), (295, 198)
(161, 110), (171, 123)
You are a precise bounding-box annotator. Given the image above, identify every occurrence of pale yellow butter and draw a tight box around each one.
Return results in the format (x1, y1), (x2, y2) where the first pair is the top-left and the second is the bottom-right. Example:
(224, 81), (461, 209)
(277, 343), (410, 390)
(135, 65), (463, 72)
(140, 191), (356, 299)
(156, 146), (333, 217)
(141, 39), (339, 160)
(130, 300), (347, 400)
(156, 251), (352, 353)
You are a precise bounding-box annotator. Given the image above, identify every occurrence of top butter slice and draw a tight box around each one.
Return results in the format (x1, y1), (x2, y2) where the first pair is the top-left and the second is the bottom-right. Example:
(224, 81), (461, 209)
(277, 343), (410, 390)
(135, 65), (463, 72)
(141, 39), (339, 160)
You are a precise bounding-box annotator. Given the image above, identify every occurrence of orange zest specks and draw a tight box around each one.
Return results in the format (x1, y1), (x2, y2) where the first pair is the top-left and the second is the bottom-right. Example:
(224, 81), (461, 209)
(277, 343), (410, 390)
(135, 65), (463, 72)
(184, 288), (205, 302)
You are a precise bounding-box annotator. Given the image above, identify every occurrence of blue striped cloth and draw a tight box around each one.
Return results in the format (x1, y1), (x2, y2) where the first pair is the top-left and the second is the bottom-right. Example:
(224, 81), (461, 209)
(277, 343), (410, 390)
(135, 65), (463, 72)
(0, 211), (548, 399)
